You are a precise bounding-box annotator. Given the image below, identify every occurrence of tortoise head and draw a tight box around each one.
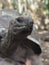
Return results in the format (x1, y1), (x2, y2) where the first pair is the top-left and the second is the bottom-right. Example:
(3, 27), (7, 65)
(9, 16), (33, 40)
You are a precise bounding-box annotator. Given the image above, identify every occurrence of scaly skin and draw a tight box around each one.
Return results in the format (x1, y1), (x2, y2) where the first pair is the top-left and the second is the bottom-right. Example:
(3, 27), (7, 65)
(0, 16), (33, 57)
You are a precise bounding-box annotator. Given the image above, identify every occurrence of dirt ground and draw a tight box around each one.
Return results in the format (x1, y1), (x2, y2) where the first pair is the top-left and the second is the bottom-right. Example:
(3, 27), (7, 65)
(38, 31), (49, 65)
(41, 41), (49, 65)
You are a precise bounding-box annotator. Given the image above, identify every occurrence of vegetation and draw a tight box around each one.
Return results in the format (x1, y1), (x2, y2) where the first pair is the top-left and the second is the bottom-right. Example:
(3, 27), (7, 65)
(0, 0), (49, 30)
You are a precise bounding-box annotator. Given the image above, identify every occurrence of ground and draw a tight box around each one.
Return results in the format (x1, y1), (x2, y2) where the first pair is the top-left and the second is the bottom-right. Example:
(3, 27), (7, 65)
(39, 31), (49, 65)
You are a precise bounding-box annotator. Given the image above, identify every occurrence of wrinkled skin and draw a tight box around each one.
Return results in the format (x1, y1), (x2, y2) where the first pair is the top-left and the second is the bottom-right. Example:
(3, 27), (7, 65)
(0, 16), (43, 65)
(0, 16), (33, 56)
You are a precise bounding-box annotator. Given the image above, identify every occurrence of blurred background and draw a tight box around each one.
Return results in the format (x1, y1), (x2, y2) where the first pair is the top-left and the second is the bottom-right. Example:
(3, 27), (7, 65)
(0, 0), (49, 65)
(0, 0), (49, 31)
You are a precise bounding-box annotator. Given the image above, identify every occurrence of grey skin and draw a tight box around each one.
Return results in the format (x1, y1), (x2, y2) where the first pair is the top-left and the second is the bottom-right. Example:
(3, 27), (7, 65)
(0, 16), (33, 56)
(0, 17), (43, 65)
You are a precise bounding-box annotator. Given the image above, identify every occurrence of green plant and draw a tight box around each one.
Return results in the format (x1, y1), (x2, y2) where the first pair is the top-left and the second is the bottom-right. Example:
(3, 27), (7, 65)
(43, 0), (49, 15)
